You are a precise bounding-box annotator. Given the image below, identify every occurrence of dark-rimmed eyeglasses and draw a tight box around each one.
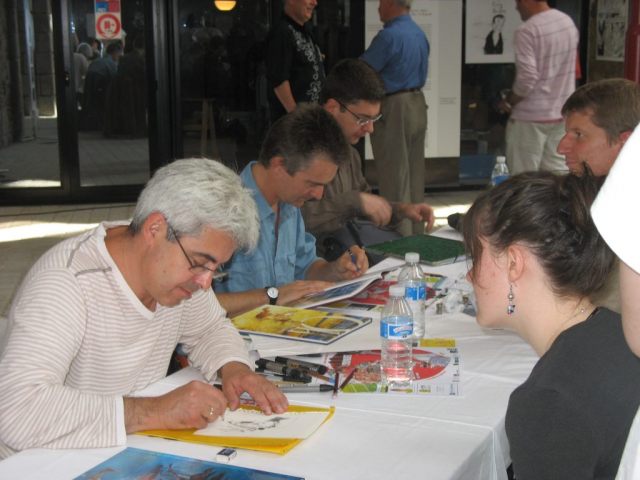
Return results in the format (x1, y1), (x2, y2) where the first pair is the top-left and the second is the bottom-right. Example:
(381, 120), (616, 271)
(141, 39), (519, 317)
(336, 100), (382, 126)
(168, 225), (228, 279)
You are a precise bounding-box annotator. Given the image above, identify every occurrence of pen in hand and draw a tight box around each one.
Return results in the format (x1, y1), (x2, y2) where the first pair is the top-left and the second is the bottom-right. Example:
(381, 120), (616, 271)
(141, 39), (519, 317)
(348, 249), (361, 273)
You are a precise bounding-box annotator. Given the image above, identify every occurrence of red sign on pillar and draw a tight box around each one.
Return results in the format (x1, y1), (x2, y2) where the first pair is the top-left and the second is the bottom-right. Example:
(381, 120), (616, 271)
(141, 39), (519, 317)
(95, 0), (122, 40)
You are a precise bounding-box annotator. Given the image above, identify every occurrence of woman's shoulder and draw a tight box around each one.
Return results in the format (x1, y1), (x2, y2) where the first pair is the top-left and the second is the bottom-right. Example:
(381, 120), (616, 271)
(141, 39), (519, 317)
(522, 306), (638, 398)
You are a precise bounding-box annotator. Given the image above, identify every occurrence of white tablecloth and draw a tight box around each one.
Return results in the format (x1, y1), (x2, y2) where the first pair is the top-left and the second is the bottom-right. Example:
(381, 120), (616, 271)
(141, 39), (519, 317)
(0, 232), (539, 480)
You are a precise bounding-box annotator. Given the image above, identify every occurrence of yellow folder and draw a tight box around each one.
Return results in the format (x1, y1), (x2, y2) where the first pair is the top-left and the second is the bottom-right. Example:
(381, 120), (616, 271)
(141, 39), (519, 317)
(137, 405), (335, 455)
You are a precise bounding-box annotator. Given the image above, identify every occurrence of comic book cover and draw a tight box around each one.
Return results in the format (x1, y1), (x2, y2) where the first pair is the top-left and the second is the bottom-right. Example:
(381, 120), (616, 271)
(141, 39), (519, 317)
(231, 305), (372, 345)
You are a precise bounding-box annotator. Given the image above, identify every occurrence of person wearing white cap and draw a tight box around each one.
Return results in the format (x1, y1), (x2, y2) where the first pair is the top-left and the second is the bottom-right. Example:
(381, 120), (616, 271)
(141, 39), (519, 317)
(592, 124), (640, 479)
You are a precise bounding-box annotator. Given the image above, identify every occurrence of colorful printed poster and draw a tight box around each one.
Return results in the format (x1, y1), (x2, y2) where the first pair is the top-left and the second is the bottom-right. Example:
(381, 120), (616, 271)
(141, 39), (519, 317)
(75, 447), (304, 479)
(232, 305), (372, 345)
(317, 339), (461, 396)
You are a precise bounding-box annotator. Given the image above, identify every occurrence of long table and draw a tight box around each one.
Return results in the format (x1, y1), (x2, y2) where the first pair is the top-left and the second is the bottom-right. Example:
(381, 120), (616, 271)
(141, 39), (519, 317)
(0, 236), (538, 480)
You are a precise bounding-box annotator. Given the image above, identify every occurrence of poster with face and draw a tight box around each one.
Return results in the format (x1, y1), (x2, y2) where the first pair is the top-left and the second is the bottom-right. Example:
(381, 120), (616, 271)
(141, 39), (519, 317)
(465, 0), (522, 64)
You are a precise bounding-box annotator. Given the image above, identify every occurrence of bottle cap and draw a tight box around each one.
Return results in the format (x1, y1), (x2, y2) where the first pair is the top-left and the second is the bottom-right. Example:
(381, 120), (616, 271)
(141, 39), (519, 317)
(496, 155), (506, 163)
(389, 285), (405, 296)
(405, 252), (419, 263)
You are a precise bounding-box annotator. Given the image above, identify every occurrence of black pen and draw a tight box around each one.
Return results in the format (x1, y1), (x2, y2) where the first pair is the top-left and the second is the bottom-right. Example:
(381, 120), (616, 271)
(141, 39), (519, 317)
(255, 359), (308, 380)
(277, 385), (334, 393)
(256, 368), (312, 384)
(274, 356), (328, 375)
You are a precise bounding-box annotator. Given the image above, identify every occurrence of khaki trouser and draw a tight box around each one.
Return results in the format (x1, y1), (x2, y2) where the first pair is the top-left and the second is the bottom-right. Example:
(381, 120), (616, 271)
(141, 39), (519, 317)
(370, 91), (428, 237)
(505, 118), (569, 174)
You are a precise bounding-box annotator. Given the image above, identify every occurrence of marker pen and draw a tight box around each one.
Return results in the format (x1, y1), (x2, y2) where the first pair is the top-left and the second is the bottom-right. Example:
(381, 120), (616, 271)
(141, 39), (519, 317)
(273, 356), (328, 375)
(255, 359), (309, 380)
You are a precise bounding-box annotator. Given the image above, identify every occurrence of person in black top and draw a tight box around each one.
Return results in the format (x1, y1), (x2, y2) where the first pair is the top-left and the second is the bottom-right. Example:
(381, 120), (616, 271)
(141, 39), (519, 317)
(462, 171), (640, 480)
(265, 0), (324, 123)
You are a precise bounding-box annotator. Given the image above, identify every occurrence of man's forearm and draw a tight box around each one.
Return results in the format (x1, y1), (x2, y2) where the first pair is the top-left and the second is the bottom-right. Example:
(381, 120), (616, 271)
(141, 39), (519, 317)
(124, 396), (160, 434)
(216, 290), (269, 318)
(273, 81), (297, 113)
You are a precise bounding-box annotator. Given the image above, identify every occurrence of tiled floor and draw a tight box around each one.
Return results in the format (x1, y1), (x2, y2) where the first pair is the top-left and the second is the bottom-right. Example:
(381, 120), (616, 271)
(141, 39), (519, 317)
(0, 190), (480, 348)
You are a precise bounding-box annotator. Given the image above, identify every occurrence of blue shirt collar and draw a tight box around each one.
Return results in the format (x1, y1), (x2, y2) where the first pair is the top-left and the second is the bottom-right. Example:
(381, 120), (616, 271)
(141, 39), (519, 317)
(241, 162), (275, 223)
(241, 161), (298, 225)
(384, 13), (411, 28)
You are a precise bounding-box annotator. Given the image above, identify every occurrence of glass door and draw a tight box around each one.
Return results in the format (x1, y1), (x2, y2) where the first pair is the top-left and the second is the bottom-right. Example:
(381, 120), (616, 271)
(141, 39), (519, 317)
(0, 0), (164, 204)
(0, 0), (62, 191)
(70, 0), (151, 187)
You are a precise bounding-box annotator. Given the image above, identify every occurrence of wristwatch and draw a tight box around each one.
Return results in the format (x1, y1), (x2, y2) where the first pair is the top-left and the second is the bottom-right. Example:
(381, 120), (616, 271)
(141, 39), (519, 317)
(265, 286), (279, 305)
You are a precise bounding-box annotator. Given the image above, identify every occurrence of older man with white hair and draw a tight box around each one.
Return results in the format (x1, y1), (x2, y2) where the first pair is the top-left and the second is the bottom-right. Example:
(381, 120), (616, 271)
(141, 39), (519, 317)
(0, 159), (288, 459)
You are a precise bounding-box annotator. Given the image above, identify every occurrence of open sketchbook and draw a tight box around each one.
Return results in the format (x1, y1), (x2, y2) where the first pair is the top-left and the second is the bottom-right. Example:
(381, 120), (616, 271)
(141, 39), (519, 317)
(75, 447), (305, 479)
(286, 272), (382, 309)
(138, 405), (334, 455)
(231, 305), (372, 345)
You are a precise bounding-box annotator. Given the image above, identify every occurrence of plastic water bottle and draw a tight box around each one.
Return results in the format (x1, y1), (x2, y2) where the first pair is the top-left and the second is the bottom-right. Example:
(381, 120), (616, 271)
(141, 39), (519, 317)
(491, 156), (510, 187)
(380, 285), (414, 388)
(398, 252), (427, 340)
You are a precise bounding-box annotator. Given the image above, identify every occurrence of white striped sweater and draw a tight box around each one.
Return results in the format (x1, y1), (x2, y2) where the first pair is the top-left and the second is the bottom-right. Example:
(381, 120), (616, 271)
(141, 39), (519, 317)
(0, 222), (251, 458)
(511, 8), (579, 122)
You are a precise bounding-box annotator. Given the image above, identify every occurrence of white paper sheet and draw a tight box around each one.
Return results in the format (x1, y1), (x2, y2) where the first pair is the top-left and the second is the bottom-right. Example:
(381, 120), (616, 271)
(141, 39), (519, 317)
(193, 408), (330, 439)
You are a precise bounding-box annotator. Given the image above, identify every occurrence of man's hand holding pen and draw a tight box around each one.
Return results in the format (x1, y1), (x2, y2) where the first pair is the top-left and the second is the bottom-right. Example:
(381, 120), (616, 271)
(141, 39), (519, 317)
(123, 362), (288, 434)
(335, 245), (368, 280)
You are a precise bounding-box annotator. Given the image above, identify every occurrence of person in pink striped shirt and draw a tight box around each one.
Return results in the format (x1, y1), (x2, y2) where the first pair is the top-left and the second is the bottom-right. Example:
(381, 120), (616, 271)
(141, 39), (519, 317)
(498, 0), (578, 175)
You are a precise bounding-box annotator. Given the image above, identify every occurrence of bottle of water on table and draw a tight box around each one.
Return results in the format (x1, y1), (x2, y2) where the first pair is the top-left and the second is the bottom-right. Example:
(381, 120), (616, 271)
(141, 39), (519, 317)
(380, 285), (414, 388)
(398, 252), (427, 340)
(491, 155), (510, 187)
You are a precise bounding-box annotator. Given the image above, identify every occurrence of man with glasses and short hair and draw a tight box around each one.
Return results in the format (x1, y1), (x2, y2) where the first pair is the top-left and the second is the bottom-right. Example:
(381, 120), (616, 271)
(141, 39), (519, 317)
(0, 159), (288, 459)
(301, 59), (435, 261)
(215, 103), (369, 317)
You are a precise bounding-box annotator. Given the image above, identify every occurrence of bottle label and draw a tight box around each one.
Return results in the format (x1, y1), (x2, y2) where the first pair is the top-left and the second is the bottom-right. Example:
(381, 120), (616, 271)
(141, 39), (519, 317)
(491, 175), (509, 186)
(380, 320), (413, 339)
(405, 284), (426, 301)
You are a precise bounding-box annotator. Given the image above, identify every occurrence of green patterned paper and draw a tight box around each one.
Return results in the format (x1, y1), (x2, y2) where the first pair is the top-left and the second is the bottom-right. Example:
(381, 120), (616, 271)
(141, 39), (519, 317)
(366, 234), (466, 266)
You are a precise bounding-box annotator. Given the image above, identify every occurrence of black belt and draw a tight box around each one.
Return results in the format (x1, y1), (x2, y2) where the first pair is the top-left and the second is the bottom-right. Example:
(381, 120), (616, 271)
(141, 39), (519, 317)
(387, 87), (422, 97)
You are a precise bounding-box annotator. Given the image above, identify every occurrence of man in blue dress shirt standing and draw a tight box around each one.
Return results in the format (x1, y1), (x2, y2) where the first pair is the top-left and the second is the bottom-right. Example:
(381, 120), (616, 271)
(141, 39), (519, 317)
(360, 0), (430, 237)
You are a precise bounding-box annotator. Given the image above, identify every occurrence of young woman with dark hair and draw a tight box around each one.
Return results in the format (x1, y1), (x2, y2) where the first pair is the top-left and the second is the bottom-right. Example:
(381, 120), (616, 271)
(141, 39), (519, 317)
(463, 171), (640, 479)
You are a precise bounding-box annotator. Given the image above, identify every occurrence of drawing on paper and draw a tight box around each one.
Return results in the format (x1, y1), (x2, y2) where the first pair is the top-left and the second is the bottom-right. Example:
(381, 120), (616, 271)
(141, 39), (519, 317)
(193, 408), (331, 439)
(597, 0), (628, 61)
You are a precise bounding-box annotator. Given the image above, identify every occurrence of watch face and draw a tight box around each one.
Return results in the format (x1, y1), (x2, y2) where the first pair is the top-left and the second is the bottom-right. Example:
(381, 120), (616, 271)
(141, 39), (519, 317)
(267, 287), (279, 299)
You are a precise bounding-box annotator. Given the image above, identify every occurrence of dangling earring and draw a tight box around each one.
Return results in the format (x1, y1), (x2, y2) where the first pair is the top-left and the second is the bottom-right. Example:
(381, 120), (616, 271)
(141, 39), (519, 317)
(507, 283), (516, 315)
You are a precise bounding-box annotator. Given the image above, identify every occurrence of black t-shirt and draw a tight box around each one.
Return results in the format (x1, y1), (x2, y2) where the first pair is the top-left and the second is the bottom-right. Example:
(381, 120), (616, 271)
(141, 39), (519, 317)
(506, 307), (640, 479)
(265, 13), (324, 122)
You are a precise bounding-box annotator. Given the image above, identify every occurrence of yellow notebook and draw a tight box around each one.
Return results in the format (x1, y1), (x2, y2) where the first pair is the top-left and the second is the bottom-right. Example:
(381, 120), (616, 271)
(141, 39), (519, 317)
(137, 405), (335, 455)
